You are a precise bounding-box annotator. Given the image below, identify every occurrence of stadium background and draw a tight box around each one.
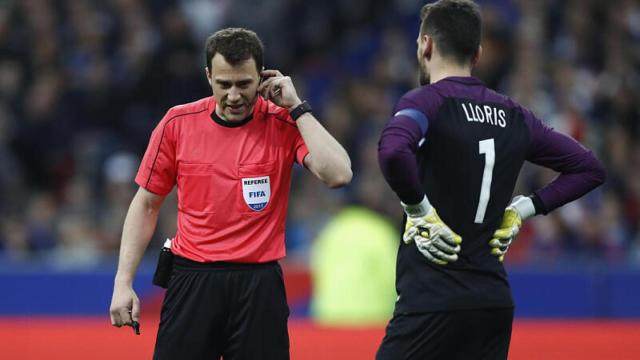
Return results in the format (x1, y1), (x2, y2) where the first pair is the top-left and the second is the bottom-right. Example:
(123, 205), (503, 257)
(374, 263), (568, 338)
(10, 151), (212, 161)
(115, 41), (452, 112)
(0, 0), (639, 358)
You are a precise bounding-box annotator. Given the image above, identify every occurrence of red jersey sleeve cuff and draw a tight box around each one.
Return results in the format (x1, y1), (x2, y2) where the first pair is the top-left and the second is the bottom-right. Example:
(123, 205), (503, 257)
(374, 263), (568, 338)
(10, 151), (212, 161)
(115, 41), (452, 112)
(135, 175), (172, 196)
(296, 145), (309, 165)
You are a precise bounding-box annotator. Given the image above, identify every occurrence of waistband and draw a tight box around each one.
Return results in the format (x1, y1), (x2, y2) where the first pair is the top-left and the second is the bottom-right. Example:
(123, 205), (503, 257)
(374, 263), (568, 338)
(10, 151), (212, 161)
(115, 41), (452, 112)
(173, 255), (279, 271)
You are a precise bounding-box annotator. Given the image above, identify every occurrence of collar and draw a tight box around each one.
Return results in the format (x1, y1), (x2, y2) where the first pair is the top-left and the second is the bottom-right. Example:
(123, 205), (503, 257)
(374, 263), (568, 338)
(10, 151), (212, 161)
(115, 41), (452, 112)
(211, 109), (253, 128)
(436, 76), (484, 86)
(209, 96), (265, 128)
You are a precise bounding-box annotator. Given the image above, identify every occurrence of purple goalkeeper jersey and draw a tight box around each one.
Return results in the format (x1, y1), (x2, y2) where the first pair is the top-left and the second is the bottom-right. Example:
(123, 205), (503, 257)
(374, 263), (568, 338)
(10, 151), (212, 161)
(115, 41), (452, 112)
(378, 76), (605, 313)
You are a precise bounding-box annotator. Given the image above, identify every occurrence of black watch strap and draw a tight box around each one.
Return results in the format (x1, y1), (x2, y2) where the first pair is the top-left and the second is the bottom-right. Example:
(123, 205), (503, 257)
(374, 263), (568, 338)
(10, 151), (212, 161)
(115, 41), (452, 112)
(289, 100), (312, 121)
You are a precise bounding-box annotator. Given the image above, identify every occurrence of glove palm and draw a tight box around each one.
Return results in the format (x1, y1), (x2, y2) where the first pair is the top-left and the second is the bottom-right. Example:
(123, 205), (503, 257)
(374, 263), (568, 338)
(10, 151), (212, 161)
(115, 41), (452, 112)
(404, 207), (462, 265)
(489, 208), (522, 262)
(489, 196), (535, 262)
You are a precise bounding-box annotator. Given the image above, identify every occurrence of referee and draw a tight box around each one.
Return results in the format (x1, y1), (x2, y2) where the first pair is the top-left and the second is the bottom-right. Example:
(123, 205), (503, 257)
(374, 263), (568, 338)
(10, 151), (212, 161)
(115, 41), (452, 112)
(377, 1), (605, 359)
(109, 28), (351, 360)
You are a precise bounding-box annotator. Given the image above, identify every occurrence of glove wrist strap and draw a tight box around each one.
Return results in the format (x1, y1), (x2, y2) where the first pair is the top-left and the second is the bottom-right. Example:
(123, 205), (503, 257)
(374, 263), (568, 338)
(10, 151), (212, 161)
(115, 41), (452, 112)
(401, 195), (432, 217)
(510, 195), (535, 221)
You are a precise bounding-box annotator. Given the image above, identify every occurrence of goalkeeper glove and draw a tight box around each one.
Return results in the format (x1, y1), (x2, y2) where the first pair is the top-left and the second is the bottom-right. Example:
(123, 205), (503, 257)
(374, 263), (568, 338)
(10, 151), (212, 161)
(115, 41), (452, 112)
(489, 195), (536, 262)
(402, 196), (462, 265)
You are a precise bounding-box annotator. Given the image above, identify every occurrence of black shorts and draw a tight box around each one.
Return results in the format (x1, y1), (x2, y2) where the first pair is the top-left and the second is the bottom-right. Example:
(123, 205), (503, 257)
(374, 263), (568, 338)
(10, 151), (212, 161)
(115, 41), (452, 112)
(376, 307), (513, 360)
(153, 256), (290, 360)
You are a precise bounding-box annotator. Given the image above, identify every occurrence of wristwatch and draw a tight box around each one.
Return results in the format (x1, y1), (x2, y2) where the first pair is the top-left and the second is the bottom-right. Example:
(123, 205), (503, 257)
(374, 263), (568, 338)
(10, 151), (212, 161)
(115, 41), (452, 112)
(289, 100), (312, 121)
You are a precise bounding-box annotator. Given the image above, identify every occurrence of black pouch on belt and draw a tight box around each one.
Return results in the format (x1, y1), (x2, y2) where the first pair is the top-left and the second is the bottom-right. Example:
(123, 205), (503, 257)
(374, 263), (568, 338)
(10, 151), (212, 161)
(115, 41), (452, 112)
(152, 239), (174, 288)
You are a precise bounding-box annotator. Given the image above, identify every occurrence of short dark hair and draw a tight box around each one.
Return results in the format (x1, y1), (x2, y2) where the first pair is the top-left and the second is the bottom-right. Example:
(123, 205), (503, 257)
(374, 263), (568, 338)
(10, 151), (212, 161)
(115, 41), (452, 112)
(420, 0), (482, 65)
(205, 28), (264, 73)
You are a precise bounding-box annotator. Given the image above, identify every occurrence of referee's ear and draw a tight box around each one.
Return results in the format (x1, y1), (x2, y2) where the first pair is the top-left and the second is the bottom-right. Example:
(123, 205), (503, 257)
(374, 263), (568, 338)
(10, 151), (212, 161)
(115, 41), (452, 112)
(258, 66), (265, 86)
(205, 66), (212, 86)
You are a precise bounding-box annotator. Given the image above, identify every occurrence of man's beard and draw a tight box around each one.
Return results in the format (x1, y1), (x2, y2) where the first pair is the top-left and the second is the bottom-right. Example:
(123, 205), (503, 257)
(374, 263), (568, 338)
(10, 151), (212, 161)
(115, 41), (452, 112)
(419, 65), (430, 86)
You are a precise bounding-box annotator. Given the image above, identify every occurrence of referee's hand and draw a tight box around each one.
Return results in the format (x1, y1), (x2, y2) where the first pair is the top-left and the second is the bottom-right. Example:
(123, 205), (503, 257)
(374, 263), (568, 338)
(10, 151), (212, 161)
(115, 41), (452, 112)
(257, 69), (302, 110)
(110, 282), (140, 328)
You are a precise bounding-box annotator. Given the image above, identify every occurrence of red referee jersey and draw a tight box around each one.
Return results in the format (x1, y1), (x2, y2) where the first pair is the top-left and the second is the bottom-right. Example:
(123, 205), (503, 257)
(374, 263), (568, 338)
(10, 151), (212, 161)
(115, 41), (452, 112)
(135, 96), (309, 263)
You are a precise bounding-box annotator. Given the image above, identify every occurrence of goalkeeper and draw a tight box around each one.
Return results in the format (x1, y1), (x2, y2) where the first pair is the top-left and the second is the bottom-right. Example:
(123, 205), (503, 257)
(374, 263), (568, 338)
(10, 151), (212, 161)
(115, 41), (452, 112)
(376, 1), (605, 359)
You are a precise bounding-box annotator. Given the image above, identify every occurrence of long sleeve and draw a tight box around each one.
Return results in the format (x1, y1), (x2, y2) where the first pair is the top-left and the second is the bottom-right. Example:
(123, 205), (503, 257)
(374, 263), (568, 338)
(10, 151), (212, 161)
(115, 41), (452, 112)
(524, 110), (606, 214)
(378, 114), (426, 205)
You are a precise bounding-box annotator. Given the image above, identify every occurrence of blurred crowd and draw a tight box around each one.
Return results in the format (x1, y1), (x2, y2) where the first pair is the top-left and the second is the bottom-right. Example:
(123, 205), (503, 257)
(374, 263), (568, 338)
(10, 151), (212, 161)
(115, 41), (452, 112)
(0, 0), (638, 268)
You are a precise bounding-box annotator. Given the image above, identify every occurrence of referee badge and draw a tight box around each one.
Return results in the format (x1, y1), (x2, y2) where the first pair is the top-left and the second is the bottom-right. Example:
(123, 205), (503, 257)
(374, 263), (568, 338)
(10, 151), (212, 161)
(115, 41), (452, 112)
(242, 176), (271, 211)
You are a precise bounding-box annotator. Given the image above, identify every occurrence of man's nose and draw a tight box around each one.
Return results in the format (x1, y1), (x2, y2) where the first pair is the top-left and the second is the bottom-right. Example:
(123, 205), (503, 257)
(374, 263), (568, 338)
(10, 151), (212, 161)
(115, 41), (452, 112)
(227, 87), (241, 102)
